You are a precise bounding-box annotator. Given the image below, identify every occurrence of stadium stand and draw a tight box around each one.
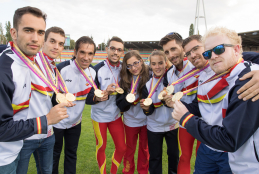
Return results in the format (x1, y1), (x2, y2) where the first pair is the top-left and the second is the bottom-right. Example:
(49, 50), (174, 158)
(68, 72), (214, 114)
(57, 30), (259, 63)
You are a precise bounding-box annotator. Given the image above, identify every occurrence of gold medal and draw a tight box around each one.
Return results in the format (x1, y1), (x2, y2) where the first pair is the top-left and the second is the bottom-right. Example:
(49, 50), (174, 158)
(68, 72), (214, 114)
(126, 93), (136, 103)
(158, 90), (167, 100)
(166, 85), (174, 95)
(56, 93), (68, 103)
(66, 93), (76, 102)
(94, 89), (104, 98)
(172, 92), (183, 102)
(143, 98), (153, 106)
(116, 87), (124, 94)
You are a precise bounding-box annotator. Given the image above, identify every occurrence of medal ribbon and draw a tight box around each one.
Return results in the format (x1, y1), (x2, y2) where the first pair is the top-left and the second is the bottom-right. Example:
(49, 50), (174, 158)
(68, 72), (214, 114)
(39, 51), (68, 93)
(38, 51), (56, 87)
(148, 72), (165, 98)
(182, 58), (244, 95)
(56, 69), (69, 93)
(74, 59), (98, 90)
(106, 59), (120, 87)
(176, 60), (189, 77)
(130, 75), (140, 94)
(12, 44), (59, 94)
(170, 61), (209, 86)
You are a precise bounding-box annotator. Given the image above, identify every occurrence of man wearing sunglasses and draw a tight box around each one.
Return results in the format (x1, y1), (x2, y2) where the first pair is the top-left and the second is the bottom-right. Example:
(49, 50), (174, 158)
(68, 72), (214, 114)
(86, 36), (127, 174)
(159, 32), (202, 174)
(172, 27), (259, 174)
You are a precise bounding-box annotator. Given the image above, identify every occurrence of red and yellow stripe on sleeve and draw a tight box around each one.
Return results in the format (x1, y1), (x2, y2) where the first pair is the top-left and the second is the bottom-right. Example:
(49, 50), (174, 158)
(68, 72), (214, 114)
(36, 117), (42, 134)
(12, 99), (30, 115)
(182, 113), (194, 127)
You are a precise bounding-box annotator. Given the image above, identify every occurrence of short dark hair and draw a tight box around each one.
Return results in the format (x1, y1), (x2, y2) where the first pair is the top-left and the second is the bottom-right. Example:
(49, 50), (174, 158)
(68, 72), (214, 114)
(159, 32), (183, 47)
(73, 36), (96, 59)
(44, 27), (65, 42)
(106, 36), (124, 47)
(182, 35), (202, 49)
(13, 6), (47, 30)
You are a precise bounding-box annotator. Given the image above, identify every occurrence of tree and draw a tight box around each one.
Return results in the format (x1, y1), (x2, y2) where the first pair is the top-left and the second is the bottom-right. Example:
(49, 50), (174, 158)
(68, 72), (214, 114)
(90, 35), (93, 40)
(0, 22), (7, 44)
(189, 23), (194, 36)
(97, 42), (106, 51)
(69, 39), (75, 50)
(5, 21), (12, 42)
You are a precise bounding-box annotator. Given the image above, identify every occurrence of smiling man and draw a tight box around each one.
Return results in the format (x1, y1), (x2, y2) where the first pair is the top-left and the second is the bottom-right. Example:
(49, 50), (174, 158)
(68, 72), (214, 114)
(86, 36), (127, 174)
(42, 27), (65, 67)
(172, 27), (259, 174)
(52, 36), (96, 174)
(159, 32), (201, 174)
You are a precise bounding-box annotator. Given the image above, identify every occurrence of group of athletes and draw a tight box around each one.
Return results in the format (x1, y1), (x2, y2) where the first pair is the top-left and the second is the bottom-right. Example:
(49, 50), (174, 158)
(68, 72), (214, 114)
(0, 5), (259, 174)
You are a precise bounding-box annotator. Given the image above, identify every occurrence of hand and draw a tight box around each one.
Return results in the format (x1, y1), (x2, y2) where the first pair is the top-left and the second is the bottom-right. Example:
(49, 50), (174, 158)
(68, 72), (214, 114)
(95, 90), (109, 102)
(46, 102), (69, 125)
(67, 101), (76, 107)
(171, 100), (188, 121)
(237, 70), (259, 102)
(163, 93), (174, 108)
(140, 99), (150, 111)
(106, 83), (117, 95)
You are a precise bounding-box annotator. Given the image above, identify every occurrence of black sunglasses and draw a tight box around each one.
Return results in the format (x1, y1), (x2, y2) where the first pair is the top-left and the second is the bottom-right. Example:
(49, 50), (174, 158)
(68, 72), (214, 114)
(202, 44), (234, 60)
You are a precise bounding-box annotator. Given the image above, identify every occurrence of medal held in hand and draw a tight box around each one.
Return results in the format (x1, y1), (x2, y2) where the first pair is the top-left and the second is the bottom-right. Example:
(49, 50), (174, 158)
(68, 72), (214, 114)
(172, 92), (184, 102)
(39, 51), (76, 103)
(106, 59), (124, 94)
(56, 93), (67, 103)
(158, 61), (209, 100)
(126, 75), (140, 103)
(143, 98), (152, 106)
(94, 89), (104, 98)
(55, 69), (76, 103)
(13, 45), (69, 103)
(116, 87), (124, 94)
(144, 73), (165, 106)
(158, 90), (167, 100)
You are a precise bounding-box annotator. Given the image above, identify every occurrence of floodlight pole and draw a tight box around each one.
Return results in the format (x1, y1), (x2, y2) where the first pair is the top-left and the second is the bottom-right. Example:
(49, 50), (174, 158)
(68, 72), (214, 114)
(194, 0), (207, 35)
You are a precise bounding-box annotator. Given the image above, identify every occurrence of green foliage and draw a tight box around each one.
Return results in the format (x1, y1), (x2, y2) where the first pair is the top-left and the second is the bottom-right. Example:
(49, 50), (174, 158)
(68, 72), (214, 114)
(5, 21), (12, 42)
(189, 23), (194, 36)
(0, 22), (7, 44)
(97, 42), (106, 51)
(69, 39), (75, 49)
(27, 105), (196, 173)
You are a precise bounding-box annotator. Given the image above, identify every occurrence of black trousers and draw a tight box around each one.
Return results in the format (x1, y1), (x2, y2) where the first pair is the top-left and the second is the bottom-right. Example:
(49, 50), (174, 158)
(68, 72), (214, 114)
(147, 128), (179, 174)
(52, 123), (81, 174)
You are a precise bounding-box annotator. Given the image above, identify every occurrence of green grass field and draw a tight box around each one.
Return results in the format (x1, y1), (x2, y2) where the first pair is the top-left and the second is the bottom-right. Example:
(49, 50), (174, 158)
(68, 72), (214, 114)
(27, 105), (197, 174)
(27, 62), (197, 173)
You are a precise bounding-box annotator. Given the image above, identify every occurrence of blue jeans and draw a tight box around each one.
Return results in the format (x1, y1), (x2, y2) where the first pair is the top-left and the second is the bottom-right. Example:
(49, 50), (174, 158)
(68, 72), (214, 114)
(0, 154), (20, 174)
(17, 135), (55, 174)
(194, 143), (232, 174)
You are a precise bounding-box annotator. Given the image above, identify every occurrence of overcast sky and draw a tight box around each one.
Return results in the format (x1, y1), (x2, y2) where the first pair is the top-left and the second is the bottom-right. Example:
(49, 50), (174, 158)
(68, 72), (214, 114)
(0, 0), (258, 45)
